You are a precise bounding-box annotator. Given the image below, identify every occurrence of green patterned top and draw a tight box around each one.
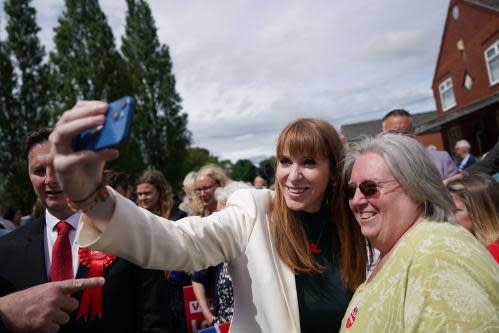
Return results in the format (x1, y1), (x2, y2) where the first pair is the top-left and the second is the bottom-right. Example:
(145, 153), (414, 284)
(340, 220), (499, 333)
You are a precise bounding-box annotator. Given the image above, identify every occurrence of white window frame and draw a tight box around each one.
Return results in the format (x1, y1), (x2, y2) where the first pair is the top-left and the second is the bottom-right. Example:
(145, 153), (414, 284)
(463, 73), (473, 91)
(439, 77), (456, 111)
(485, 39), (499, 86)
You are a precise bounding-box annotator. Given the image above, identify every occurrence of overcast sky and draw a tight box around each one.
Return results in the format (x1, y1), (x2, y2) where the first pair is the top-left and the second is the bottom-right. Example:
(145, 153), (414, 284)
(0, 0), (450, 163)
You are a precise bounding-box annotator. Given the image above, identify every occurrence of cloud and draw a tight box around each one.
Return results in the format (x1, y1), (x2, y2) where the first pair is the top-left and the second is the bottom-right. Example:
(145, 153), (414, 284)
(1, 0), (450, 163)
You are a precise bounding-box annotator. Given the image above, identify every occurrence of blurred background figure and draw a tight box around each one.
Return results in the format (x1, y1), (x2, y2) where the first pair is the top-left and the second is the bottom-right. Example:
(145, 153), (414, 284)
(195, 164), (230, 216)
(20, 199), (45, 226)
(447, 173), (499, 263)
(192, 181), (252, 327)
(454, 139), (477, 171)
(0, 207), (11, 236)
(179, 171), (204, 216)
(444, 141), (499, 185)
(253, 175), (267, 189)
(381, 109), (458, 179)
(136, 168), (189, 333)
(106, 170), (132, 199)
(0, 207), (21, 231)
(136, 169), (186, 220)
(32, 199), (44, 219)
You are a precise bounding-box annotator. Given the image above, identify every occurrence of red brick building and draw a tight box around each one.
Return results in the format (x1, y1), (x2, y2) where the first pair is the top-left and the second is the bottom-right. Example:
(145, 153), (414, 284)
(417, 0), (499, 156)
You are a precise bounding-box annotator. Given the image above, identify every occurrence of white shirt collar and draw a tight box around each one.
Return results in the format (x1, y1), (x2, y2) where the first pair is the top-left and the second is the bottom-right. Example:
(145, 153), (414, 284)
(45, 210), (81, 231)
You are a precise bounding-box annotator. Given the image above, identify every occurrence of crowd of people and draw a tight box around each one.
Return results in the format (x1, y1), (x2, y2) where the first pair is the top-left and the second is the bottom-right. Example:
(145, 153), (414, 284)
(0, 100), (497, 333)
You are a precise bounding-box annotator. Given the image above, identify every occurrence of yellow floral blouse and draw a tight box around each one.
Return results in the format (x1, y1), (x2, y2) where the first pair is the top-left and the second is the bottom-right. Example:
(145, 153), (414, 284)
(340, 220), (499, 333)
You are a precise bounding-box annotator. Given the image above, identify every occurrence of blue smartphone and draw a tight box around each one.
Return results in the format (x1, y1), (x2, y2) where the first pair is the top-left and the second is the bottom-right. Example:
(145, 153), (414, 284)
(74, 96), (134, 151)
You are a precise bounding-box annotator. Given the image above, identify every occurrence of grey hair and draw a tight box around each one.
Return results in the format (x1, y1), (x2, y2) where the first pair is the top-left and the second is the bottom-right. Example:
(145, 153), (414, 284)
(343, 134), (455, 222)
(215, 181), (253, 205)
(455, 139), (471, 151)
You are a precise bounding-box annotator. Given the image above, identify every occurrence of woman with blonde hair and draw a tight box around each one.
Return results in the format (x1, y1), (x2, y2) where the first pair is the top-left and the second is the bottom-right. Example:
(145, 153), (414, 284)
(179, 171), (204, 216)
(447, 173), (499, 263)
(50, 100), (368, 333)
(195, 163), (230, 216)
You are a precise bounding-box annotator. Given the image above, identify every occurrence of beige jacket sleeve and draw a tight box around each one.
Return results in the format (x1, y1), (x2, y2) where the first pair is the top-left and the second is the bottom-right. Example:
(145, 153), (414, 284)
(76, 188), (260, 272)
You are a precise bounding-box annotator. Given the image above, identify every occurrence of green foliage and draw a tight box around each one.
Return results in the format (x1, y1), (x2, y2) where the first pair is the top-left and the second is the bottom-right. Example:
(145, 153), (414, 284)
(0, 0), (50, 212)
(0, 0), (193, 207)
(48, 0), (145, 186)
(218, 159), (234, 176)
(230, 159), (257, 182)
(49, 0), (128, 112)
(121, 0), (190, 190)
(182, 147), (219, 175)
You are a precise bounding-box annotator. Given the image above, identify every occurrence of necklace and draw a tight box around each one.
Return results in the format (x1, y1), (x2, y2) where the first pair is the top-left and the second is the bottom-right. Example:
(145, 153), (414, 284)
(307, 210), (327, 255)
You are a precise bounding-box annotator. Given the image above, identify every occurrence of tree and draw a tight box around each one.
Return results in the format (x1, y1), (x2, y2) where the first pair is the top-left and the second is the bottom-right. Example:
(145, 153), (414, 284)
(182, 147), (218, 176)
(218, 159), (234, 176)
(0, 0), (50, 211)
(48, 0), (146, 184)
(230, 159), (257, 183)
(49, 0), (128, 112)
(121, 0), (190, 189)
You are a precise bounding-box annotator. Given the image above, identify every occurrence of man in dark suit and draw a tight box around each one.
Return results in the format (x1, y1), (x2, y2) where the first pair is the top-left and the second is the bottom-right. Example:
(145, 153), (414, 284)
(0, 128), (171, 333)
(381, 109), (459, 179)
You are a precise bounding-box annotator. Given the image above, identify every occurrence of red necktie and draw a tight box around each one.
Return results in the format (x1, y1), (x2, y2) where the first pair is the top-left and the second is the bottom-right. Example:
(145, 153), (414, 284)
(50, 221), (73, 281)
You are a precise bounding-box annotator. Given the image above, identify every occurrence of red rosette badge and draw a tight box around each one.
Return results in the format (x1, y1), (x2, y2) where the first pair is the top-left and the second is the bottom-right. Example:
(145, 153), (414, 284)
(77, 248), (116, 320)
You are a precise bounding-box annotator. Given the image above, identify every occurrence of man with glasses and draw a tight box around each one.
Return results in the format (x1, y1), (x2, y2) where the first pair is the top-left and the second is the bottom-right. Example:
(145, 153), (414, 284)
(381, 109), (458, 179)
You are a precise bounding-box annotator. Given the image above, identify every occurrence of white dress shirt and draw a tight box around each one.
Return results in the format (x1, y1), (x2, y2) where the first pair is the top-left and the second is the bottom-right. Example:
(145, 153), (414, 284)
(44, 210), (81, 279)
(458, 153), (471, 171)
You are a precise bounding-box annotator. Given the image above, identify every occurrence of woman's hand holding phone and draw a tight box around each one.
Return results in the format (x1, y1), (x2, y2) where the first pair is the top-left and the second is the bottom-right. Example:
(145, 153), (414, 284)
(50, 100), (119, 225)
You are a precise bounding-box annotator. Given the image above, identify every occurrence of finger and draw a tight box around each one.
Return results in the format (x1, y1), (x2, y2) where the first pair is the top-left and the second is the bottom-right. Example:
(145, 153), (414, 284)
(50, 114), (106, 153)
(53, 149), (119, 174)
(42, 322), (60, 333)
(58, 277), (105, 295)
(95, 148), (120, 162)
(58, 295), (79, 313)
(58, 101), (108, 125)
(51, 308), (71, 326)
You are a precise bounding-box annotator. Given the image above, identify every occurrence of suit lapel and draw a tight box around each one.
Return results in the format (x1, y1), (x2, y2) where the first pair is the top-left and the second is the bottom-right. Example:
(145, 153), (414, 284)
(24, 217), (50, 285)
(265, 215), (300, 332)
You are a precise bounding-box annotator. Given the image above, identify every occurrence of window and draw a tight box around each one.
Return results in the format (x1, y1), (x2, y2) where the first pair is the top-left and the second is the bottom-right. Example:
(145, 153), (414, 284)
(439, 78), (456, 111)
(452, 5), (459, 20)
(485, 40), (499, 86)
(463, 73), (473, 91)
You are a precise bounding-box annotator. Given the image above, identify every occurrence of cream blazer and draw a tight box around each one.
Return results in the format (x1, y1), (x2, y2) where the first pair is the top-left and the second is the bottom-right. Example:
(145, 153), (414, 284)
(77, 188), (301, 333)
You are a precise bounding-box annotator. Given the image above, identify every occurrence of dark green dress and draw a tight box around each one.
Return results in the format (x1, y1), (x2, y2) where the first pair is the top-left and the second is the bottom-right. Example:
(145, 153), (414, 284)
(295, 210), (353, 333)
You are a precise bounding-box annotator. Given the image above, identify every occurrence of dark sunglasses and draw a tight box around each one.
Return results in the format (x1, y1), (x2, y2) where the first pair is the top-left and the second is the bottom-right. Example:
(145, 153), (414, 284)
(344, 179), (398, 199)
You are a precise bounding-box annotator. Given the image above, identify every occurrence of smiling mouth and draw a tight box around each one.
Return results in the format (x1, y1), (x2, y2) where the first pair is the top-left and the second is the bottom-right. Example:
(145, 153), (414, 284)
(359, 211), (377, 221)
(286, 186), (308, 194)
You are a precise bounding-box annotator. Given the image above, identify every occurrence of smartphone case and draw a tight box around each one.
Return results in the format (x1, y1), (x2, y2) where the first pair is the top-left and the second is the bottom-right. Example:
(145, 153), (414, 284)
(74, 96), (134, 151)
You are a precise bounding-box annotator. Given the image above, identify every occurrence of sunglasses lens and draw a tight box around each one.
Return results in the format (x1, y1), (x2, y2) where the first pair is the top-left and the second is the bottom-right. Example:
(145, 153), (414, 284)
(345, 184), (357, 199)
(359, 181), (379, 197)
